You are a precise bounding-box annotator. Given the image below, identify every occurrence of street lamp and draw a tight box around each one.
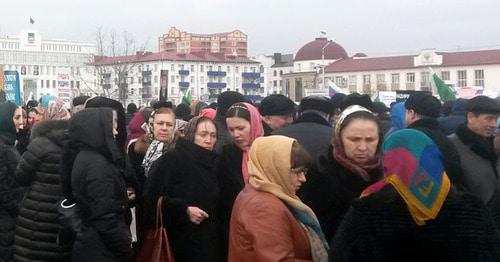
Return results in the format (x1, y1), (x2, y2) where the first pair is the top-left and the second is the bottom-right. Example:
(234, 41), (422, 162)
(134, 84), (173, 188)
(321, 40), (332, 89)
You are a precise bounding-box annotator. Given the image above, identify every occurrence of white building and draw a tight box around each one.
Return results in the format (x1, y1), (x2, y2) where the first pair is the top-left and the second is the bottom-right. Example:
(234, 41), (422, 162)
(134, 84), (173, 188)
(269, 53), (294, 94)
(0, 28), (97, 105)
(325, 49), (500, 97)
(94, 51), (260, 106)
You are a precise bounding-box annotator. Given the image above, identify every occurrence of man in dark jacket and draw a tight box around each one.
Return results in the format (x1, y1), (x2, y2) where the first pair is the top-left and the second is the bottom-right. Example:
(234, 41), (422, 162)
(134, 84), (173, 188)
(438, 98), (468, 135)
(258, 94), (295, 136)
(405, 93), (465, 189)
(273, 96), (333, 160)
(448, 96), (500, 225)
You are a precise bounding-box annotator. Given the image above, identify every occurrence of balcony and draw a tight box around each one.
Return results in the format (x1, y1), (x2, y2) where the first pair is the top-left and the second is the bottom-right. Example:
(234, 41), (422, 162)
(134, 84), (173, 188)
(179, 82), (190, 88)
(242, 83), (261, 89)
(207, 71), (227, 77)
(207, 82), (227, 88)
(242, 72), (260, 79)
(178, 70), (190, 76)
(142, 70), (152, 76)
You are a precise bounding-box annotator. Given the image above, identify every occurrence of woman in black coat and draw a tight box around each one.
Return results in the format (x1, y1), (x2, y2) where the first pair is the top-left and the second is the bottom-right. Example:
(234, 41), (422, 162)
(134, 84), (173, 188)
(14, 120), (71, 261)
(0, 101), (24, 262)
(330, 129), (500, 261)
(299, 105), (384, 242)
(62, 108), (133, 262)
(144, 116), (219, 262)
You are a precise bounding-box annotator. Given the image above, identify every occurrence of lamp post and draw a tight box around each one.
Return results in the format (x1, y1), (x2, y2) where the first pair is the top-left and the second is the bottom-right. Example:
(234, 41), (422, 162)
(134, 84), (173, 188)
(321, 40), (332, 89)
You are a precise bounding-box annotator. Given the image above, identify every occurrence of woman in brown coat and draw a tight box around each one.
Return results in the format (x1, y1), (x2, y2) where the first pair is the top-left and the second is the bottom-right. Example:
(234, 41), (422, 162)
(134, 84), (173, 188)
(228, 136), (329, 262)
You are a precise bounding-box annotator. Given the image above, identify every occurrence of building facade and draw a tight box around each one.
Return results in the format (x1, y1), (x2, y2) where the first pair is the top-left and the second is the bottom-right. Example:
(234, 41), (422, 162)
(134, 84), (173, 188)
(94, 51), (260, 106)
(0, 28), (97, 105)
(269, 53), (294, 95)
(281, 37), (348, 101)
(325, 49), (500, 97)
(158, 27), (248, 57)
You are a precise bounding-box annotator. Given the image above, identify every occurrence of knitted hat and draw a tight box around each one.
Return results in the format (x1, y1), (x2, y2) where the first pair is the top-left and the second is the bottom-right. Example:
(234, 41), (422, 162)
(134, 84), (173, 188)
(299, 96), (332, 115)
(466, 96), (500, 114)
(259, 94), (295, 116)
(404, 93), (442, 118)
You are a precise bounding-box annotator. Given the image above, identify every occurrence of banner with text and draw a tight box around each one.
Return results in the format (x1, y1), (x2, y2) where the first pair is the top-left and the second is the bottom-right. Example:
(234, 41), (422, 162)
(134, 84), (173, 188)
(3, 71), (22, 105)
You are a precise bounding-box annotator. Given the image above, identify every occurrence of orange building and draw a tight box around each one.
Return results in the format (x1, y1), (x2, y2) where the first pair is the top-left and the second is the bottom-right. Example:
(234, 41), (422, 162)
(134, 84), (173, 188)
(158, 26), (248, 57)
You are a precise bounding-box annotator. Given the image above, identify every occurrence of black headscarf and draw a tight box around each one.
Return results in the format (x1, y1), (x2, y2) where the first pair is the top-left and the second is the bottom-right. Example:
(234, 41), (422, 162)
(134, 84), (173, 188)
(0, 101), (18, 145)
(85, 97), (127, 150)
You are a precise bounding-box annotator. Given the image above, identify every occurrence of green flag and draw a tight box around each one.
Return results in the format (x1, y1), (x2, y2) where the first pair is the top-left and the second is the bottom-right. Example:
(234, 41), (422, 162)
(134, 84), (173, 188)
(182, 89), (192, 105)
(433, 73), (456, 102)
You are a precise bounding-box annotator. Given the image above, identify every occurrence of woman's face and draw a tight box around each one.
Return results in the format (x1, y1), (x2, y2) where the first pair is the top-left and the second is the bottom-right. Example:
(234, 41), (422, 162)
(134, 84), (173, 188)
(153, 113), (175, 142)
(226, 116), (251, 151)
(341, 118), (379, 164)
(289, 167), (307, 195)
(12, 107), (24, 133)
(194, 120), (217, 151)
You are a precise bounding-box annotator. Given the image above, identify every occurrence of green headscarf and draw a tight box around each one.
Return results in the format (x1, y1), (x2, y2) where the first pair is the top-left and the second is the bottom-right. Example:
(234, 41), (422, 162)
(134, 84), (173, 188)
(0, 101), (18, 145)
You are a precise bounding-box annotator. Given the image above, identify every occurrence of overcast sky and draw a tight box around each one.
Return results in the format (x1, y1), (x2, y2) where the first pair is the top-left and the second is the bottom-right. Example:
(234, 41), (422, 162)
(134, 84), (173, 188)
(1, 0), (499, 57)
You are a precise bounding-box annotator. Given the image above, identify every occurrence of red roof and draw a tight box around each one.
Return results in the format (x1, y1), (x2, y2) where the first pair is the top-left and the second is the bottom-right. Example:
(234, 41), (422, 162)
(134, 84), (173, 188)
(325, 49), (500, 73)
(295, 38), (348, 62)
(94, 51), (257, 66)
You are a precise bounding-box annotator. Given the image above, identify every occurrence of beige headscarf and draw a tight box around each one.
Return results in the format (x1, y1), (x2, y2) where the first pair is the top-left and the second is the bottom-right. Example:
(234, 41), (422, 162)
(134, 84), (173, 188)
(248, 135), (329, 262)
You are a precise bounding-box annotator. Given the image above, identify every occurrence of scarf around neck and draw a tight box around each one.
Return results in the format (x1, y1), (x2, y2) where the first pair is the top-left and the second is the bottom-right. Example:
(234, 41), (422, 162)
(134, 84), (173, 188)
(361, 129), (451, 226)
(238, 103), (264, 184)
(248, 136), (329, 261)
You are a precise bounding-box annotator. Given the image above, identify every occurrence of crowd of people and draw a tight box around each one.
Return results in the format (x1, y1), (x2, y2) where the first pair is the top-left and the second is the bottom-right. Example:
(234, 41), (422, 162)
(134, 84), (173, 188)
(1, 90), (500, 261)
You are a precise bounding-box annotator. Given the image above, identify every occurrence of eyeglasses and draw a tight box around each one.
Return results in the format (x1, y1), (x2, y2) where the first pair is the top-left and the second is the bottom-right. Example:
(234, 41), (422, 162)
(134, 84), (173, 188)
(290, 167), (308, 176)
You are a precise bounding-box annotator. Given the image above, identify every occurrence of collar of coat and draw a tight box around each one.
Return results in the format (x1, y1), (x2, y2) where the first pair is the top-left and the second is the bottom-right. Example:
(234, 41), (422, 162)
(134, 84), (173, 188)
(293, 112), (331, 127)
(456, 124), (497, 163)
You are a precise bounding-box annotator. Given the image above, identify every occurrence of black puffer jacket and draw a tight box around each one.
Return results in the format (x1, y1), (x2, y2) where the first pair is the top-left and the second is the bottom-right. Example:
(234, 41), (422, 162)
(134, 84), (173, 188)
(0, 101), (22, 262)
(66, 108), (132, 262)
(14, 120), (71, 262)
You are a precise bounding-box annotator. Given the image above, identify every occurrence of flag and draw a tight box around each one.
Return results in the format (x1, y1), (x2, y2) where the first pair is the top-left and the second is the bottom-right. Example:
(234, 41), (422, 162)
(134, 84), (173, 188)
(433, 73), (456, 101)
(30, 17), (35, 24)
(181, 89), (192, 105)
(328, 80), (348, 97)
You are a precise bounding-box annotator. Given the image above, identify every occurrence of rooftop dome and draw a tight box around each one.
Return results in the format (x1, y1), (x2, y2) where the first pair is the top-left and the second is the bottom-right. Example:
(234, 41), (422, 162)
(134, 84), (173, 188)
(294, 37), (348, 61)
(353, 52), (368, 58)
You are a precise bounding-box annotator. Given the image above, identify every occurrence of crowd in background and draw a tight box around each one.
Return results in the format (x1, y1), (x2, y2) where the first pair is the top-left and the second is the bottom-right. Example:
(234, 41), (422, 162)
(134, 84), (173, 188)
(1, 90), (500, 261)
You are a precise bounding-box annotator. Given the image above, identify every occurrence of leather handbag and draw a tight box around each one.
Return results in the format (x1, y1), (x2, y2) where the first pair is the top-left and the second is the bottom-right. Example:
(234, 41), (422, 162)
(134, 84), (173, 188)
(136, 196), (175, 262)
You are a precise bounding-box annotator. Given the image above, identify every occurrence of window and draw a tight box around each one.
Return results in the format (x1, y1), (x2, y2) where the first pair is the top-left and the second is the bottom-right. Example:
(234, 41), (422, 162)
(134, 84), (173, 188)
(235, 67), (239, 73)
(154, 75), (158, 83)
(171, 64), (175, 71)
(273, 80), (277, 87)
(363, 75), (371, 85)
(273, 70), (277, 77)
(474, 69), (484, 87)
(53, 80), (56, 88)
(349, 75), (357, 86)
(154, 64), (158, 72)
(46, 80), (50, 88)
(218, 66), (222, 71)
(191, 65), (195, 72)
(71, 81), (74, 88)
(441, 71), (450, 81)
(179, 64), (184, 70)
(208, 65), (213, 71)
(41, 79), (44, 88)
(391, 73), (400, 84)
(406, 73), (415, 83)
(376, 74), (385, 84)
(76, 81), (80, 89)
(200, 65), (204, 72)
(33, 65), (39, 76)
(227, 66), (231, 73)
(190, 76), (194, 83)
(457, 70), (467, 87)
(279, 80), (282, 87)
(171, 75), (175, 83)
(201, 76), (205, 84)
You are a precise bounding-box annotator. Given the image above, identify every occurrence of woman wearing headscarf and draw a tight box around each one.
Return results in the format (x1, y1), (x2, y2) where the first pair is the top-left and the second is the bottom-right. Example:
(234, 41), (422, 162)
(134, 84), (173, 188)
(216, 102), (264, 260)
(331, 129), (500, 261)
(143, 116), (218, 262)
(229, 136), (329, 262)
(299, 105), (383, 242)
(62, 108), (133, 261)
(0, 102), (24, 261)
(14, 119), (71, 261)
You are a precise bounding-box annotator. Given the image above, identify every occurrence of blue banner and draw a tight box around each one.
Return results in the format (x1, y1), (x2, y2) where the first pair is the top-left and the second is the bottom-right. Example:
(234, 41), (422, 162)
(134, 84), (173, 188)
(3, 71), (22, 105)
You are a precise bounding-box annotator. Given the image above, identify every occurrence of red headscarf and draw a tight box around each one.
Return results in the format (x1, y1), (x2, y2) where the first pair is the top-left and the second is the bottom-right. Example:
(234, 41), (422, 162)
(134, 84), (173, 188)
(239, 103), (264, 184)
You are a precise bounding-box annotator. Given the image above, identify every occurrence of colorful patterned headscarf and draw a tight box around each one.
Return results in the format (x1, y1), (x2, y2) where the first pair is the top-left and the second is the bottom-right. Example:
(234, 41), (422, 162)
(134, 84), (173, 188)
(361, 129), (451, 225)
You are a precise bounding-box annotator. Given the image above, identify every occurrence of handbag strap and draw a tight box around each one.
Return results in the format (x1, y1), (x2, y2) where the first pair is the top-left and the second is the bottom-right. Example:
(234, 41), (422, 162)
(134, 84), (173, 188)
(155, 196), (164, 229)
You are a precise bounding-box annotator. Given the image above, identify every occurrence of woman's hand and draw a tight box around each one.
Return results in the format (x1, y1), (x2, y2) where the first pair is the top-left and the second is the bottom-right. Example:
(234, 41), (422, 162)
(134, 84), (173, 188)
(187, 206), (209, 224)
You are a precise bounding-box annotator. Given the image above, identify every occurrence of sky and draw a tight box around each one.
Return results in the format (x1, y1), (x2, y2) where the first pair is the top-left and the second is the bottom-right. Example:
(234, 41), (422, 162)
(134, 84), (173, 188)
(1, 0), (500, 57)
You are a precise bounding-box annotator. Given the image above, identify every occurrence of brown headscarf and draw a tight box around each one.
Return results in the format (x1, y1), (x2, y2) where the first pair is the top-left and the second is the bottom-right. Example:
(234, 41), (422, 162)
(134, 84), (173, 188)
(333, 105), (382, 181)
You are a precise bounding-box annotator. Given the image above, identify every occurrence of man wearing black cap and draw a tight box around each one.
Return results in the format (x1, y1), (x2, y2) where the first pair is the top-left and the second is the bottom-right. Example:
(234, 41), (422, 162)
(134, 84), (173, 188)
(273, 96), (333, 160)
(449, 96), (500, 218)
(405, 93), (465, 189)
(258, 94), (295, 135)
